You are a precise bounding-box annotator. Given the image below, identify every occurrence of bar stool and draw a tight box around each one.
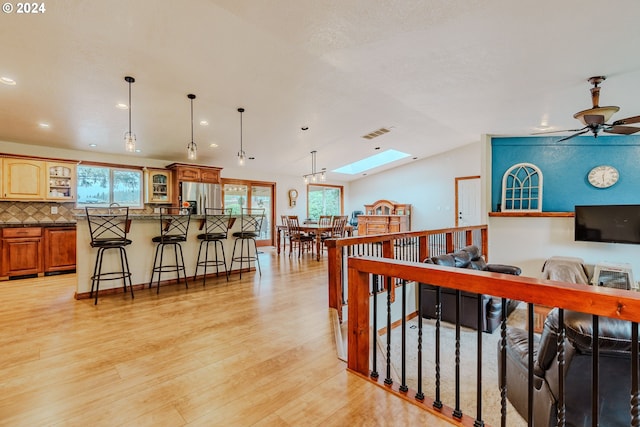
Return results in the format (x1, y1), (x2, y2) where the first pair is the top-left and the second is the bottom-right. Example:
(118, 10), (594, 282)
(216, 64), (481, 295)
(85, 206), (133, 305)
(194, 208), (232, 285)
(149, 207), (191, 293)
(230, 208), (265, 278)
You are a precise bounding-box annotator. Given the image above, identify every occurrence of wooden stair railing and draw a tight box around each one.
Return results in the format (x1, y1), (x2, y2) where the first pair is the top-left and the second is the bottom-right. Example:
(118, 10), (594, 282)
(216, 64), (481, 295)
(325, 225), (488, 323)
(346, 256), (640, 426)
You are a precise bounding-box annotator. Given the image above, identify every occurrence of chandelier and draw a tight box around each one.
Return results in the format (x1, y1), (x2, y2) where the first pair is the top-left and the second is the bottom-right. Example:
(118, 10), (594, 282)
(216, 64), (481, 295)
(303, 150), (325, 183)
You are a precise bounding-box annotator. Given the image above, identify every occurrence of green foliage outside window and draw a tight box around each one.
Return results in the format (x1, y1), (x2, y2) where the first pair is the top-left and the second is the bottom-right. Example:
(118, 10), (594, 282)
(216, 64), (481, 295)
(308, 185), (341, 219)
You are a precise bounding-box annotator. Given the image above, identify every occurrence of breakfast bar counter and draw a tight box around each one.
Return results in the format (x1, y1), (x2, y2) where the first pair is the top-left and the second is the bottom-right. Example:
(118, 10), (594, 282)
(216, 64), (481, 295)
(75, 214), (248, 299)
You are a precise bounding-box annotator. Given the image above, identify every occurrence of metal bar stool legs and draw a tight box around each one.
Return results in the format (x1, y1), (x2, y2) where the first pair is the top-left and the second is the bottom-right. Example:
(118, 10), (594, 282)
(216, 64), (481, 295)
(89, 246), (134, 305)
(149, 241), (189, 294)
(194, 238), (228, 285)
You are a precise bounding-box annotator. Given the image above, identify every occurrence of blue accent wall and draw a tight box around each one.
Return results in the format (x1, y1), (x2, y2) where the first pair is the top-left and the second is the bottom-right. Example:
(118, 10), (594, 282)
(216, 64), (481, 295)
(491, 135), (640, 212)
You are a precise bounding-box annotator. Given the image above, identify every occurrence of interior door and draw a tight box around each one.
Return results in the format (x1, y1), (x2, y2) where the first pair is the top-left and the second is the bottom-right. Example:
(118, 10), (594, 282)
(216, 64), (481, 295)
(455, 176), (481, 226)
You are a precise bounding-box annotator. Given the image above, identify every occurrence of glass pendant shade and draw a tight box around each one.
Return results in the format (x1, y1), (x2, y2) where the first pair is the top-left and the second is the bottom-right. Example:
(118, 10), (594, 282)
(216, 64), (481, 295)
(302, 150), (326, 182)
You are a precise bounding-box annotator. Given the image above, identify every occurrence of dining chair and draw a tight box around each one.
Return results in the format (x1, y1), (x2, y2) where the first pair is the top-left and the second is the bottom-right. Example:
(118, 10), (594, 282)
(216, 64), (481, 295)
(285, 216), (314, 258)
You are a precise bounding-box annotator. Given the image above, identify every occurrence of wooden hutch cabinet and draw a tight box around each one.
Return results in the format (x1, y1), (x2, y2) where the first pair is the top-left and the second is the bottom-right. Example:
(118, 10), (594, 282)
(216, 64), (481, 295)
(358, 199), (411, 236)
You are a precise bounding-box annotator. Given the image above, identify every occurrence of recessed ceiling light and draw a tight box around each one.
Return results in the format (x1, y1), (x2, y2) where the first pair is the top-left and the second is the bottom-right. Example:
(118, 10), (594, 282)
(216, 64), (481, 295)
(38, 123), (50, 128)
(89, 143), (97, 147)
(301, 126), (309, 131)
(209, 143), (218, 148)
(249, 157), (255, 160)
(0, 77), (16, 85)
(200, 120), (209, 126)
(135, 149), (141, 153)
(115, 103), (128, 110)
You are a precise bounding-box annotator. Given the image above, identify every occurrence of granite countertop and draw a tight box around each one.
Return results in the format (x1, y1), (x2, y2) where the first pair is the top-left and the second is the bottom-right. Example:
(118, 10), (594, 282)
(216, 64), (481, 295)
(0, 221), (77, 228)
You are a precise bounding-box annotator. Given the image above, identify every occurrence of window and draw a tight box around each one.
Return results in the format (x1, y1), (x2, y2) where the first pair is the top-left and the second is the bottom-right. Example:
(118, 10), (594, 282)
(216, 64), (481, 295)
(307, 184), (343, 219)
(222, 179), (275, 245)
(76, 165), (143, 208)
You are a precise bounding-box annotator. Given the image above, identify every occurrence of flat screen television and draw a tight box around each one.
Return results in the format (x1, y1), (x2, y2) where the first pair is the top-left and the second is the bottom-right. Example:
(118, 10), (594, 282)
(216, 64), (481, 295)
(575, 204), (640, 245)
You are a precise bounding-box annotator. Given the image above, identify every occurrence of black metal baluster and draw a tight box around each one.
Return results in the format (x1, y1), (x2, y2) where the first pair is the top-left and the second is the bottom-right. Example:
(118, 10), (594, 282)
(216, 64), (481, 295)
(400, 279), (408, 392)
(475, 293), (484, 426)
(453, 289), (463, 419)
(528, 303), (534, 426)
(500, 298), (507, 427)
(384, 275), (393, 386)
(416, 283), (424, 401)
(557, 308), (566, 426)
(592, 315), (599, 427)
(434, 286), (443, 409)
(632, 322), (639, 427)
(370, 273), (379, 380)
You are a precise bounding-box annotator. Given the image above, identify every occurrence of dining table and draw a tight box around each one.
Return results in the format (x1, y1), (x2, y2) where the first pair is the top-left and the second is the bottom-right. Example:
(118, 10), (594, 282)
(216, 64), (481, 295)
(276, 223), (353, 261)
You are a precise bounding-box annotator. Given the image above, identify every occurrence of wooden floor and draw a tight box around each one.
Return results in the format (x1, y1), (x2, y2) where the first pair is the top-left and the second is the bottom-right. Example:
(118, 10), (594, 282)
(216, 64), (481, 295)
(0, 248), (451, 427)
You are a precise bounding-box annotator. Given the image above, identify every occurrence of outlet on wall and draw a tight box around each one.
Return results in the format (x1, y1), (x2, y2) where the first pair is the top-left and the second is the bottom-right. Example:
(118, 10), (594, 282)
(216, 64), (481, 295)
(50, 206), (58, 215)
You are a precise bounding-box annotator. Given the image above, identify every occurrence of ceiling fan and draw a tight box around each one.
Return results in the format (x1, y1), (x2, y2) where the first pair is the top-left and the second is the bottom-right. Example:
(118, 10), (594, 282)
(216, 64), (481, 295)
(534, 76), (640, 142)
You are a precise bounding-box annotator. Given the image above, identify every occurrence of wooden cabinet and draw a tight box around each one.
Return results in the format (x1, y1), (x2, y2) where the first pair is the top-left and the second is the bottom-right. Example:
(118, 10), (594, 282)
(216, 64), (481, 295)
(2, 158), (46, 200)
(1, 227), (43, 278)
(44, 227), (76, 273)
(46, 162), (76, 201)
(145, 169), (172, 203)
(167, 163), (221, 184)
(358, 200), (411, 236)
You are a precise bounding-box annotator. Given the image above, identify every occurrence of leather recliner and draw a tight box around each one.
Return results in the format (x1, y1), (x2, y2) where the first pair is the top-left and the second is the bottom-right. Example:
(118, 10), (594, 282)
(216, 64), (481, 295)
(501, 308), (635, 427)
(420, 245), (521, 333)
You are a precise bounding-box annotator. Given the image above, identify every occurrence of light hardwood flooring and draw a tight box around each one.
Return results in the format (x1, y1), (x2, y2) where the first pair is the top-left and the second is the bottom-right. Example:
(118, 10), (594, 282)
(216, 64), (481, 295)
(0, 248), (451, 427)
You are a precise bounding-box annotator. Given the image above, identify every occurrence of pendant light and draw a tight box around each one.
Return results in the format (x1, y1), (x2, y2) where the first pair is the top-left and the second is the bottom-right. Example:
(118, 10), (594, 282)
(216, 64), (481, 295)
(303, 150), (326, 183)
(237, 107), (246, 166)
(186, 94), (197, 160)
(124, 76), (136, 153)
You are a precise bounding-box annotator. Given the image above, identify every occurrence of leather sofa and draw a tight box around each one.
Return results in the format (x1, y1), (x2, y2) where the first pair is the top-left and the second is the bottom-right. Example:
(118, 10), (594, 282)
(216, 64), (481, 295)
(501, 309), (634, 426)
(420, 245), (521, 333)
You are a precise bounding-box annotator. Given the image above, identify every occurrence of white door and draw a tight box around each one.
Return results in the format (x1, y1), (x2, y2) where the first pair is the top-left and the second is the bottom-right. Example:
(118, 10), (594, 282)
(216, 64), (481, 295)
(456, 176), (481, 226)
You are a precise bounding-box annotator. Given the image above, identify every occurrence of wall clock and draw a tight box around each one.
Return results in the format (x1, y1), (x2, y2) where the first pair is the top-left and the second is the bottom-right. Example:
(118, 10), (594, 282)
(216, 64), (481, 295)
(288, 189), (298, 207)
(587, 165), (619, 188)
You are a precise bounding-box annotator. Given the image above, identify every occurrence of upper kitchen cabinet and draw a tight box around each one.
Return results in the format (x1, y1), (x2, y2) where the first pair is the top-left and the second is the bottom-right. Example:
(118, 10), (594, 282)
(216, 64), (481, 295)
(145, 169), (172, 204)
(2, 158), (46, 200)
(167, 163), (221, 184)
(46, 162), (76, 201)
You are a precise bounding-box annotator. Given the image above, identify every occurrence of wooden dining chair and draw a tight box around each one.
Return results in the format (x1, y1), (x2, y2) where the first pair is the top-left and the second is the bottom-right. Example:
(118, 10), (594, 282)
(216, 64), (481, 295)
(285, 216), (314, 258)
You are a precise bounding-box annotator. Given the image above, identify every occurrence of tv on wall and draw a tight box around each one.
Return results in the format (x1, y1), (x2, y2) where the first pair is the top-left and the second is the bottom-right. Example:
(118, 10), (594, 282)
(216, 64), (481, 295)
(575, 205), (640, 245)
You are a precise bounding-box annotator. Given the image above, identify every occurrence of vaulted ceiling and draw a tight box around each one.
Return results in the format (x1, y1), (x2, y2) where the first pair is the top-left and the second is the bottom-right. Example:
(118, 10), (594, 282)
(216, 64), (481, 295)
(2, 0), (640, 181)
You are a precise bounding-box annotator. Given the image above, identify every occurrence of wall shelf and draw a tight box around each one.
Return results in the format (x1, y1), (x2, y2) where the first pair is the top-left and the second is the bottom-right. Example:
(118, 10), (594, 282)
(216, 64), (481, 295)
(489, 212), (574, 218)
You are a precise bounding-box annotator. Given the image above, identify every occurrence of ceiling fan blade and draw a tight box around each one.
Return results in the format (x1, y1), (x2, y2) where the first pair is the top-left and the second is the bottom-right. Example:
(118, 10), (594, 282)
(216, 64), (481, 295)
(531, 127), (586, 135)
(556, 129), (590, 142)
(612, 115), (640, 126)
(604, 125), (640, 135)
(583, 114), (605, 125)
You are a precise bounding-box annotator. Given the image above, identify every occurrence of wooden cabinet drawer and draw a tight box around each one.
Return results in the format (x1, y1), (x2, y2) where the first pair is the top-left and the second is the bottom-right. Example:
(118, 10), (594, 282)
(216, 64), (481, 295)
(2, 227), (42, 238)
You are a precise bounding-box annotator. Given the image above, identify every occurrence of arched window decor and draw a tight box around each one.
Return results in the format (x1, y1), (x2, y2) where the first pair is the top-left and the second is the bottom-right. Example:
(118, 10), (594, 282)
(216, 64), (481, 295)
(501, 162), (543, 212)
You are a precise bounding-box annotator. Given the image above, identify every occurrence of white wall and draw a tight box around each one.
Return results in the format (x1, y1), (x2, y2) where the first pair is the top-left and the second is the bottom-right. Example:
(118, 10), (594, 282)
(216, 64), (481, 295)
(348, 142), (481, 229)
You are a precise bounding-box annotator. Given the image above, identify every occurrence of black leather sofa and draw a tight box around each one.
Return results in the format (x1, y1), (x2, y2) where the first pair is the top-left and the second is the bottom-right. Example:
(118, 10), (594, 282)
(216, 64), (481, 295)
(420, 245), (521, 333)
(501, 309), (635, 426)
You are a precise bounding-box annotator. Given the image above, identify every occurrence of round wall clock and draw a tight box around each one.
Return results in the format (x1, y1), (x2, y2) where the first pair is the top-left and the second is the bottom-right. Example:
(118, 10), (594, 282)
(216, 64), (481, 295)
(587, 165), (619, 188)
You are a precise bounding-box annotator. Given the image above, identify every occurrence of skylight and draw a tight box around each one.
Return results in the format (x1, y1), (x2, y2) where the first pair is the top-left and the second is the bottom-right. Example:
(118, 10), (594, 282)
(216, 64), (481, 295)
(333, 149), (411, 175)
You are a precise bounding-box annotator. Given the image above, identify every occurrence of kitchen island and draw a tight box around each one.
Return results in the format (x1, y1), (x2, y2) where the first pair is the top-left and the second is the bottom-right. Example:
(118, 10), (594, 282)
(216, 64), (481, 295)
(75, 214), (254, 299)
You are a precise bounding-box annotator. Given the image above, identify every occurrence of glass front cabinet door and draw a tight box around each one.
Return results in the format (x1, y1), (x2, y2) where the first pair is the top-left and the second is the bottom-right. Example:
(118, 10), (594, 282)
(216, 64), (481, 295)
(145, 169), (171, 203)
(46, 162), (76, 201)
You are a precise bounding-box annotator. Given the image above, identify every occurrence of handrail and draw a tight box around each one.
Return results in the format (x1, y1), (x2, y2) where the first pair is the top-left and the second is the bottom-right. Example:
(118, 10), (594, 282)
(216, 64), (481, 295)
(325, 225), (488, 322)
(346, 255), (640, 425)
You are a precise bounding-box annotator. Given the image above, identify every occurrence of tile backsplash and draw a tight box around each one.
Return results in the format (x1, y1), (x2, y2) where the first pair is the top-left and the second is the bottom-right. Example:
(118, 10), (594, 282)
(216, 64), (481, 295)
(0, 201), (156, 223)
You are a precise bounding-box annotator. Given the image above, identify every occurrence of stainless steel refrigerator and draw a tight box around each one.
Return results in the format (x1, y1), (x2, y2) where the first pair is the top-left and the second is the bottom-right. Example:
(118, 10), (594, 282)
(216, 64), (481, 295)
(180, 182), (222, 214)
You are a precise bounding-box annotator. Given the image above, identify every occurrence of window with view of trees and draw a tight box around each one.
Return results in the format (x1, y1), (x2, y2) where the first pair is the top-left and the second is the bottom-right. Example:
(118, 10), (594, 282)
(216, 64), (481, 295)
(307, 184), (343, 219)
(76, 165), (143, 208)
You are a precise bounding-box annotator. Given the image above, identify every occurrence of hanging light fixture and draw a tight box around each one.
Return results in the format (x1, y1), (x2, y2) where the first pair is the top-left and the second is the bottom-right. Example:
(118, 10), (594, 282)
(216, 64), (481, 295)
(186, 94), (197, 160)
(237, 107), (246, 166)
(124, 76), (136, 153)
(303, 150), (326, 183)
